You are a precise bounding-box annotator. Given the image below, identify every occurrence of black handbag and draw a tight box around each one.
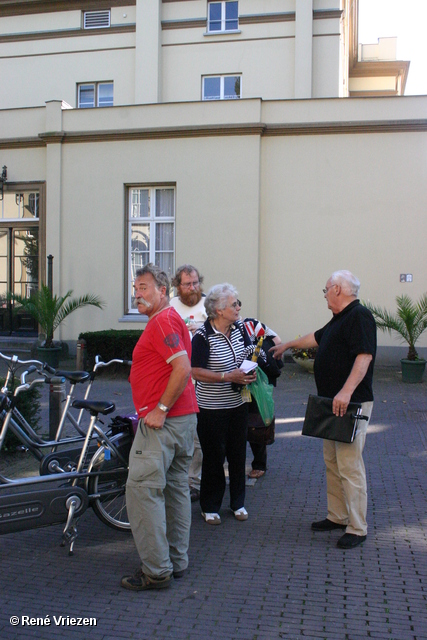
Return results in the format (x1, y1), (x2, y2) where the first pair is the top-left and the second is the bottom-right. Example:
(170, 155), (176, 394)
(246, 404), (275, 446)
(302, 394), (368, 443)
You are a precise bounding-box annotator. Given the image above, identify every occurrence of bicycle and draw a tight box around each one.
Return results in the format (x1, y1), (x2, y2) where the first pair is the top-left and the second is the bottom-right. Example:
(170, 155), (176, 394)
(0, 367), (133, 553)
(0, 351), (133, 475)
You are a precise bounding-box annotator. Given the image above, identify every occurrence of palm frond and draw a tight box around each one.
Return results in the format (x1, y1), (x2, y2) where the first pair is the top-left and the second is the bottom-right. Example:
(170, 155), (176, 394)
(8, 285), (105, 347)
(54, 294), (105, 332)
(363, 293), (427, 360)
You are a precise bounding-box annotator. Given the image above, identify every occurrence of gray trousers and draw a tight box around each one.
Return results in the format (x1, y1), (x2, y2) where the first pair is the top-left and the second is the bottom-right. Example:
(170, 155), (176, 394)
(323, 401), (373, 536)
(126, 413), (197, 579)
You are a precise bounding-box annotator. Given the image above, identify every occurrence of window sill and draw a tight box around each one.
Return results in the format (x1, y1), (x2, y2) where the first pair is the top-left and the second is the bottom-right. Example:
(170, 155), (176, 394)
(203, 30), (241, 36)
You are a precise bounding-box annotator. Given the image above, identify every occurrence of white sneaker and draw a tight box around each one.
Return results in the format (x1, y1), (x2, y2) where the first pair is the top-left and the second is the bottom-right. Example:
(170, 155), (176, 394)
(233, 507), (248, 521)
(201, 511), (221, 525)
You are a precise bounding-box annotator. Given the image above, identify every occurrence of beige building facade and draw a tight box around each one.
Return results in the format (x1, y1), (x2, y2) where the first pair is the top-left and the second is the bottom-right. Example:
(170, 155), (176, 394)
(0, 0), (425, 360)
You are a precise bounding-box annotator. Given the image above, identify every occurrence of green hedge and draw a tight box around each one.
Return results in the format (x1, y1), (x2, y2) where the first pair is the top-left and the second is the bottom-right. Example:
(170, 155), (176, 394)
(78, 329), (142, 371)
(0, 378), (41, 452)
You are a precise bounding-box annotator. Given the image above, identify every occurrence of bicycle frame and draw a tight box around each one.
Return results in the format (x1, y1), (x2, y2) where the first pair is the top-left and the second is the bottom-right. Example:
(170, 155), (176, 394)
(0, 352), (133, 474)
(0, 386), (131, 554)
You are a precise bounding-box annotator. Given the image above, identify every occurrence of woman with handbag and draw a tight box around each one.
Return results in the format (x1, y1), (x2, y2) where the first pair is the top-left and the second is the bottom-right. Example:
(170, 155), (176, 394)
(243, 318), (283, 479)
(191, 284), (258, 525)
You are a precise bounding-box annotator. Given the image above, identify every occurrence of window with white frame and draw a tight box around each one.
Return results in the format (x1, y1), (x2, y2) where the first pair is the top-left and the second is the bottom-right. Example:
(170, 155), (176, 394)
(208, 1), (238, 32)
(127, 187), (175, 314)
(77, 82), (113, 108)
(202, 75), (241, 100)
(83, 10), (111, 29)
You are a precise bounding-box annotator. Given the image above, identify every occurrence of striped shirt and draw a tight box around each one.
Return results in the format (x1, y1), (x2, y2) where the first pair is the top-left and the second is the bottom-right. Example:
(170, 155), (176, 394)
(191, 319), (256, 409)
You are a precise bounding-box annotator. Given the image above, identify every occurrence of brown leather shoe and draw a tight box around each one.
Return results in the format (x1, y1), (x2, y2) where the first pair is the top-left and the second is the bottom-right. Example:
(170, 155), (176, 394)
(121, 568), (172, 591)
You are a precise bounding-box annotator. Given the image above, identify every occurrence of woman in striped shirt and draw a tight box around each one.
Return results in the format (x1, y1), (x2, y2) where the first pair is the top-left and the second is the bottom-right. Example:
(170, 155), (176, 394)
(191, 283), (257, 525)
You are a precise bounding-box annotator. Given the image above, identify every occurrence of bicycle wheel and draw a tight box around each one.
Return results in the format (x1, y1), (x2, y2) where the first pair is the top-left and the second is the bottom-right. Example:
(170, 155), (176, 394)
(88, 432), (132, 531)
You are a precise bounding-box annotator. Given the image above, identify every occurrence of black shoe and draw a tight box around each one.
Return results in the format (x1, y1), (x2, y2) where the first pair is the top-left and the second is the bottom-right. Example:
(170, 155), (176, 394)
(312, 518), (347, 532)
(173, 569), (186, 579)
(337, 533), (367, 549)
(121, 568), (173, 591)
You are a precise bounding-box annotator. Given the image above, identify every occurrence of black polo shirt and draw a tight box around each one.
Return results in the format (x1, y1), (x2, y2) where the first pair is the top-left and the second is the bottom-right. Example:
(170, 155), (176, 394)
(314, 300), (376, 403)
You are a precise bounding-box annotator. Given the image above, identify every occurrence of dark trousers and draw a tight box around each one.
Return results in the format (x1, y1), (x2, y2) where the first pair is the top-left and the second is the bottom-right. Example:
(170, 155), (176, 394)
(249, 442), (267, 471)
(197, 404), (248, 513)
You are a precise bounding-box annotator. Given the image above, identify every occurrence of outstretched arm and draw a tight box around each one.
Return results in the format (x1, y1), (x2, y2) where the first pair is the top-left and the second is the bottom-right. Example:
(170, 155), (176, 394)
(269, 333), (318, 359)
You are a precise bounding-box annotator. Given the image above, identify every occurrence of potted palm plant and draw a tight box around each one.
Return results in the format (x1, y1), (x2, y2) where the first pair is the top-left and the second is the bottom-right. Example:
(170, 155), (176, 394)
(363, 294), (427, 383)
(9, 285), (105, 367)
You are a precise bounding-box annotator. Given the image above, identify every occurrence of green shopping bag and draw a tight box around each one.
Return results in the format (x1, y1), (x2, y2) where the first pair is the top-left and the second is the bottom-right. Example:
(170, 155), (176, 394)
(248, 367), (275, 426)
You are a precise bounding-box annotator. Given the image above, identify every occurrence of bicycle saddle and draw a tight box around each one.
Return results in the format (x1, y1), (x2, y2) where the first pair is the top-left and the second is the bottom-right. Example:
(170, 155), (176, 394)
(54, 371), (91, 384)
(72, 400), (115, 415)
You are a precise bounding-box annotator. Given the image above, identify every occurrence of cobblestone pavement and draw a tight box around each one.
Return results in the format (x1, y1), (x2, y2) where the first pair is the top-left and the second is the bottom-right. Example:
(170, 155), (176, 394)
(0, 364), (426, 639)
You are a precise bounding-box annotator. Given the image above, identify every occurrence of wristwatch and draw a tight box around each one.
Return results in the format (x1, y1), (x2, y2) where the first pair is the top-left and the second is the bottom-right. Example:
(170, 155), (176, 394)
(157, 402), (170, 413)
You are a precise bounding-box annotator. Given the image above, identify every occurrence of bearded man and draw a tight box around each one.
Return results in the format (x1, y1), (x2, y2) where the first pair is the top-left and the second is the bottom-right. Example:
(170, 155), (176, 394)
(170, 264), (207, 335)
(170, 265), (207, 501)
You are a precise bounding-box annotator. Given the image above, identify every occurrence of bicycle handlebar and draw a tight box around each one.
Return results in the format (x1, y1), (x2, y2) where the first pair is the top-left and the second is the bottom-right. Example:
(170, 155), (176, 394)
(19, 366), (63, 388)
(0, 351), (43, 367)
(43, 363), (56, 375)
(14, 375), (45, 397)
(93, 357), (132, 372)
(42, 357), (132, 378)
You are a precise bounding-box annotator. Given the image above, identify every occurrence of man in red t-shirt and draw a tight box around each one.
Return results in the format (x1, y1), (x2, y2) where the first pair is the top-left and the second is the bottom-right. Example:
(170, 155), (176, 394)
(121, 264), (198, 592)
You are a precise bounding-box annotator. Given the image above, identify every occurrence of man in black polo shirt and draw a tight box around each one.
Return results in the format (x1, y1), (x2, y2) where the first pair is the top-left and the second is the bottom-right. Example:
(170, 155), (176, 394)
(271, 271), (376, 549)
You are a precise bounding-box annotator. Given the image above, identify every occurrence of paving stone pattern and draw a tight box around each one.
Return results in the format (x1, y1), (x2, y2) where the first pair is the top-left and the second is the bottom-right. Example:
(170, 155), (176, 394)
(0, 364), (426, 639)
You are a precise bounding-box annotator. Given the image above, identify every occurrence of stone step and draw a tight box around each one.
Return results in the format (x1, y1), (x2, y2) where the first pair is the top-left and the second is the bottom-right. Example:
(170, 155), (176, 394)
(0, 336), (36, 358)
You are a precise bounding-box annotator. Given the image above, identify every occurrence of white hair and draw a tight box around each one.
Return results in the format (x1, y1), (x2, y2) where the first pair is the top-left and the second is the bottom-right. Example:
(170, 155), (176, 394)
(204, 283), (238, 319)
(330, 270), (360, 296)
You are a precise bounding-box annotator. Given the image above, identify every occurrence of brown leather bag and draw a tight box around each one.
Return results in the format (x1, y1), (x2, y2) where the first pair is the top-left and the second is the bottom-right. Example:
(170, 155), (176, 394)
(247, 410), (275, 446)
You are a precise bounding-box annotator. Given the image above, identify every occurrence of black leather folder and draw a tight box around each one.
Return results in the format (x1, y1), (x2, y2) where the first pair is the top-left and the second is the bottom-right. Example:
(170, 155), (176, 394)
(302, 395), (368, 443)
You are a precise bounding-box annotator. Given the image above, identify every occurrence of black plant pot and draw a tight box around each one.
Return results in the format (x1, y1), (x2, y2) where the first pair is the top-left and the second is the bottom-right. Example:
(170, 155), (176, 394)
(400, 358), (426, 383)
(37, 346), (62, 369)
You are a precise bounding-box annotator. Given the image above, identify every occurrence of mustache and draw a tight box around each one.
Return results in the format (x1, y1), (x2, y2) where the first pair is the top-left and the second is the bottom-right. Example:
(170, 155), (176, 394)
(135, 297), (152, 309)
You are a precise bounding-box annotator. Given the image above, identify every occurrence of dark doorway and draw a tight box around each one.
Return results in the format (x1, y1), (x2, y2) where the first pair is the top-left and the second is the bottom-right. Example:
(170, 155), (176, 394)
(0, 191), (40, 335)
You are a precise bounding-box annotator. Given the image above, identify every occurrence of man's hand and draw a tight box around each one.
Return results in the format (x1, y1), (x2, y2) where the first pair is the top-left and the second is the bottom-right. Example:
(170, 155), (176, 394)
(332, 390), (352, 417)
(144, 406), (167, 430)
(269, 343), (288, 359)
(188, 322), (199, 335)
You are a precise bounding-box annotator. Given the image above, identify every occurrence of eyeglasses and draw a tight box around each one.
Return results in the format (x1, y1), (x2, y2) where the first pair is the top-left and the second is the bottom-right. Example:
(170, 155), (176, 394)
(323, 285), (336, 295)
(180, 281), (200, 289)
(229, 300), (242, 308)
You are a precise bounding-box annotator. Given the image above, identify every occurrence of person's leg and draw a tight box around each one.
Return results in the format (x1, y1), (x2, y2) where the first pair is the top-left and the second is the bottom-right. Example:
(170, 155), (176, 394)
(188, 433), (203, 490)
(335, 402), (373, 536)
(323, 439), (349, 526)
(126, 419), (175, 579)
(164, 414), (197, 574)
(226, 404), (248, 512)
(249, 441), (267, 471)
(197, 408), (227, 513)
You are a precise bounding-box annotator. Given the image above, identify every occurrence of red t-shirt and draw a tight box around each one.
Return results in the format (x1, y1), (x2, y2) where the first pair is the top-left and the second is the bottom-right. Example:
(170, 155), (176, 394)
(129, 306), (198, 419)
